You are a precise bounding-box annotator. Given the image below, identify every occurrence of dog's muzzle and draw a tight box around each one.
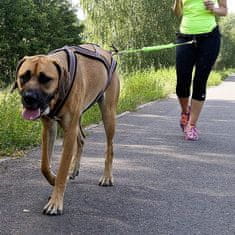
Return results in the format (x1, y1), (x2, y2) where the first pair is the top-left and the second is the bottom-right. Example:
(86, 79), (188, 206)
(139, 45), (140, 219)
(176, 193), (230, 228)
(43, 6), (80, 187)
(21, 90), (54, 120)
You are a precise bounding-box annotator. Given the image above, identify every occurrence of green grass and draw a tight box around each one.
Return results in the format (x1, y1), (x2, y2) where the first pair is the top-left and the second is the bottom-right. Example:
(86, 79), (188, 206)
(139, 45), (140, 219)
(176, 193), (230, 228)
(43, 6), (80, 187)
(0, 67), (233, 156)
(0, 92), (41, 156)
(118, 67), (176, 112)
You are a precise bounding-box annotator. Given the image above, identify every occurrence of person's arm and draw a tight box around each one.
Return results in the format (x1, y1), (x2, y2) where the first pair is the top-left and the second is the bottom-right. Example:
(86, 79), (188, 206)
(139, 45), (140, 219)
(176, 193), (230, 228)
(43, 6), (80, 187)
(172, 0), (183, 17)
(204, 0), (227, 16)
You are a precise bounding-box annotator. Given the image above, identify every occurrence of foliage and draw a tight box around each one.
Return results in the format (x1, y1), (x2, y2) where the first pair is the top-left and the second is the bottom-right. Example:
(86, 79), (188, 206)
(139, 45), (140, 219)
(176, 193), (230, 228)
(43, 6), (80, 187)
(118, 68), (176, 111)
(0, 91), (41, 156)
(217, 14), (235, 69)
(82, 68), (177, 126)
(80, 1), (235, 72)
(79, 67), (229, 134)
(0, 68), (230, 156)
(80, 0), (179, 72)
(0, 0), (84, 86)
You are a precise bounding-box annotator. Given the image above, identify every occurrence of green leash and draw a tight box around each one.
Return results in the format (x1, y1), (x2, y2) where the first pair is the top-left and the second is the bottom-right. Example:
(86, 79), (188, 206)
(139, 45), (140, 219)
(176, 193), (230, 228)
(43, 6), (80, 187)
(117, 40), (194, 55)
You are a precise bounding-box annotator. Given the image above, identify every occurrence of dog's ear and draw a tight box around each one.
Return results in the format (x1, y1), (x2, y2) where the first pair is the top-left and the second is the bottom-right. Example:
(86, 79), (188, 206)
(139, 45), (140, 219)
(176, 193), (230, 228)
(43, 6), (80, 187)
(11, 57), (26, 93)
(57, 64), (70, 97)
(52, 61), (62, 80)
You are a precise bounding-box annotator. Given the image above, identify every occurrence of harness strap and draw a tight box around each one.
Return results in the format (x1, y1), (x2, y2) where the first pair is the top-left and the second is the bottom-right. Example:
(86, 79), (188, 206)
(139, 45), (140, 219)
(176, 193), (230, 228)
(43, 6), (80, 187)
(81, 57), (117, 114)
(73, 45), (117, 112)
(107, 57), (117, 91)
(47, 45), (117, 120)
(47, 46), (77, 118)
(72, 45), (111, 72)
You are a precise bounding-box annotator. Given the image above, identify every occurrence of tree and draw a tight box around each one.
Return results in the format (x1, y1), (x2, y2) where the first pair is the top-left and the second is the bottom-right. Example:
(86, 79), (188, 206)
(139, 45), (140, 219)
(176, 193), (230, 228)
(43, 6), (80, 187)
(80, 0), (179, 72)
(0, 0), (84, 86)
(217, 14), (235, 69)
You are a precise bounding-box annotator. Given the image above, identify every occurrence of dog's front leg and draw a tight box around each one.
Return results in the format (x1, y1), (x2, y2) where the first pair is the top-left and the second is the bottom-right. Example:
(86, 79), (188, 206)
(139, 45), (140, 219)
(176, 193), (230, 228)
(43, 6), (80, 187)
(43, 116), (78, 215)
(41, 118), (57, 186)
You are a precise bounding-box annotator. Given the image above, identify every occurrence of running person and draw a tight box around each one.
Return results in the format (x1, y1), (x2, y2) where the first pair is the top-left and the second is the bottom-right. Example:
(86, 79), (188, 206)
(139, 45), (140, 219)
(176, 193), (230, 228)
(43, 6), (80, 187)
(173, 0), (227, 140)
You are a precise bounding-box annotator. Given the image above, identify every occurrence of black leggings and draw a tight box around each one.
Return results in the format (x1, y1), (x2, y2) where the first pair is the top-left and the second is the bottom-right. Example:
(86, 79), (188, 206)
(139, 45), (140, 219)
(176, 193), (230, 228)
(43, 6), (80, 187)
(176, 26), (221, 101)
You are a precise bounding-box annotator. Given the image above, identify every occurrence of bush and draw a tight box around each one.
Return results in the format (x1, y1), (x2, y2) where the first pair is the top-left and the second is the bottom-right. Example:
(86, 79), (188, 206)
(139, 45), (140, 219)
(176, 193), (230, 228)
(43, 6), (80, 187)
(217, 14), (235, 69)
(0, 0), (84, 86)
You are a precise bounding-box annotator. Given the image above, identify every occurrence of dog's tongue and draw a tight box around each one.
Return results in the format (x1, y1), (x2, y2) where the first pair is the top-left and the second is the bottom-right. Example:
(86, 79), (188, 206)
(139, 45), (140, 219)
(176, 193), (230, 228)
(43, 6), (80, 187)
(22, 108), (41, 120)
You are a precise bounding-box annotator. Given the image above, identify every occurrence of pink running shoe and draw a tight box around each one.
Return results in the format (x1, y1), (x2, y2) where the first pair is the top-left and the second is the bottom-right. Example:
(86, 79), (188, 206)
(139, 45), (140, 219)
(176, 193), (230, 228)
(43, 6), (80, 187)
(180, 112), (190, 132)
(184, 125), (199, 141)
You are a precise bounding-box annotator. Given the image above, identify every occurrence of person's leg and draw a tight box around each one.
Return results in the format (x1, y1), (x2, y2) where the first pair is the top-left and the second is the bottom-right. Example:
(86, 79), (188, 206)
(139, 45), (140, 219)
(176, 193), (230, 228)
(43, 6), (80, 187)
(185, 27), (221, 140)
(176, 36), (196, 129)
(179, 98), (190, 113)
(189, 99), (204, 126)
(189, 28), (221, 127)
(176, 36), (196, 109)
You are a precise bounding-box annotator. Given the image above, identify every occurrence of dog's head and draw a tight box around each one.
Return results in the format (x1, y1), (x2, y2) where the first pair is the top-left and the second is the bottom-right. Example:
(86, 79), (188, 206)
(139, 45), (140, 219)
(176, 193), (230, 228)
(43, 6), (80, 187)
(13, 55), (62, 120)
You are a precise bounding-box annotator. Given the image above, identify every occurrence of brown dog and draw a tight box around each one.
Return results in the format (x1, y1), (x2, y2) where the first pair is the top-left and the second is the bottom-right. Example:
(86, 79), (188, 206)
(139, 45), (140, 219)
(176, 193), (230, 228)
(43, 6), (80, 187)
(13, 44), (120, 215)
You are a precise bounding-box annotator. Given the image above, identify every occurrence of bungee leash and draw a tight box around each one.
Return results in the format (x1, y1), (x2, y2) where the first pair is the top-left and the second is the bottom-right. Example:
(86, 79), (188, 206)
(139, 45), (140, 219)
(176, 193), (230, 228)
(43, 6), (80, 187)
(113, 40), (195, 55)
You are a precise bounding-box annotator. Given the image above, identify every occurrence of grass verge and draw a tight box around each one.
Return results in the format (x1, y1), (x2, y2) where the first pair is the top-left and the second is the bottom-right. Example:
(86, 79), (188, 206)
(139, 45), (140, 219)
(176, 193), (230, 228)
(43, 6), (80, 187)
(0, 67), (233, 157)
(0, 92), (41, 156)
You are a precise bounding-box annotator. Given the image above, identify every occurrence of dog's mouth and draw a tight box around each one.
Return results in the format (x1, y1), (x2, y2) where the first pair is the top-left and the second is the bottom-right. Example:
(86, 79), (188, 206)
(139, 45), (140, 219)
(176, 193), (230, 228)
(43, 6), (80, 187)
(22, 108), (41, 120)
(22, 106), (50, 121)
(21, 90), (53, 121)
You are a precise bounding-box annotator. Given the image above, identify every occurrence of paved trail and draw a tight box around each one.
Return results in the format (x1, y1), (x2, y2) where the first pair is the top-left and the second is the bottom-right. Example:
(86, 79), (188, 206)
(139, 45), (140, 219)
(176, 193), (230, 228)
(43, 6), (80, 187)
(0, 75), (235, 234)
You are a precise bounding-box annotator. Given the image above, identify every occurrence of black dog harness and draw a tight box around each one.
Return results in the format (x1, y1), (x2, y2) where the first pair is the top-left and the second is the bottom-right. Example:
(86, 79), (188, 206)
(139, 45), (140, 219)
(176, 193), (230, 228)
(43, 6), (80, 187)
(47, 44), (117, 119)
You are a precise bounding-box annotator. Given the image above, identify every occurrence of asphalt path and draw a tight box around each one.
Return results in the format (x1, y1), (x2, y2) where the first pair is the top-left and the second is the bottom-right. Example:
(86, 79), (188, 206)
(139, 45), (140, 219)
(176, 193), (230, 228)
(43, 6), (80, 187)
(0, 75), (235, 235)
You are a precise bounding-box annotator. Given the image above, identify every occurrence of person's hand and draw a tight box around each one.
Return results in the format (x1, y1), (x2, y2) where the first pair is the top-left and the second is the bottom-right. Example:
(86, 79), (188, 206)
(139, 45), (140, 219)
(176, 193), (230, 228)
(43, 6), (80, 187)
(204, 0), (215, 12)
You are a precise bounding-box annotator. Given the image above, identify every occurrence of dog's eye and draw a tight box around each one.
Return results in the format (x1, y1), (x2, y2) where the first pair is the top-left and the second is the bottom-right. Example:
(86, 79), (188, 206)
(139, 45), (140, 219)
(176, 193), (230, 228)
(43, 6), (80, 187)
(20, 70), (31, 84)
(38, 73), (52, 84)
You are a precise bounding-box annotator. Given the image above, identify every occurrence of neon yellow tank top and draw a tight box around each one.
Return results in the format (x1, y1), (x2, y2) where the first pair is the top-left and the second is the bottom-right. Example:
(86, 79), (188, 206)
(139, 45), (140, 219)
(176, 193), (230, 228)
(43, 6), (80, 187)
(180, 0), (217, 34)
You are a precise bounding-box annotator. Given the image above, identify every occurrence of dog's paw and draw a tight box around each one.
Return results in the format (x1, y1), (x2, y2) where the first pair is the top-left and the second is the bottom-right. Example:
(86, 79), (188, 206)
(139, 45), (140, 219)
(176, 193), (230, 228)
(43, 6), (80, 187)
(69, 170), (79, 180)
(43, 196), (63, 216)
(99, 176), (114, 187)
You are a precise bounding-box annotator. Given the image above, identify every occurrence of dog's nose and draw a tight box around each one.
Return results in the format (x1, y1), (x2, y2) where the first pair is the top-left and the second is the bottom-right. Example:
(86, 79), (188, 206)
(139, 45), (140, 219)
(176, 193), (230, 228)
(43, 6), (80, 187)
(22, 91), (38, 107)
